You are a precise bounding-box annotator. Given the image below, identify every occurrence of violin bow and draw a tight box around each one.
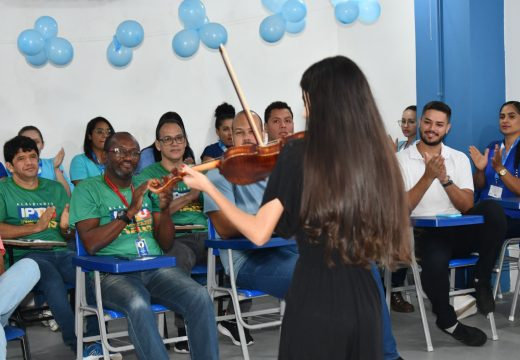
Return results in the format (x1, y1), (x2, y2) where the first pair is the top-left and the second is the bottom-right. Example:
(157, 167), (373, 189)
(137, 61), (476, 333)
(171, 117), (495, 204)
(219, 44), (265, 147)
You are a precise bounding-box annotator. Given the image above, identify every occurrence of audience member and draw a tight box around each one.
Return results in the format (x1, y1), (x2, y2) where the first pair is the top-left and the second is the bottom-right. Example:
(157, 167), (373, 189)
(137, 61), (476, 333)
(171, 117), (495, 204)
(18, 125), (73, 196)
(201, 103), (235, 162)
(470, 101), (520, 238)
(396, 100), (506, 347)
(0, 163), (6, 179)
(397, 105), (417, 151)
(0, 242), (40, 360)
(70, 132), (218, 360)
(136, 112), (195, 173)
(134, 114), (207, 354)
(264, 101), (294, 142)
(183, 56), (410, 359)
(70, 117), (114, 185)
(0, 136), (107, 358)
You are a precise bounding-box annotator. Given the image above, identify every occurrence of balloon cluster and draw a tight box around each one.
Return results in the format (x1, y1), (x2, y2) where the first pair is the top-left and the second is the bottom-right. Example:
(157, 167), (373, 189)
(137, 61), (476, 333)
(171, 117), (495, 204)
(172, 0), (228, 58)
(260, 0), (307, 43)
(332, 0), (381, 25)
(106, 20), (144, 67)
(17, 16), (73, 67)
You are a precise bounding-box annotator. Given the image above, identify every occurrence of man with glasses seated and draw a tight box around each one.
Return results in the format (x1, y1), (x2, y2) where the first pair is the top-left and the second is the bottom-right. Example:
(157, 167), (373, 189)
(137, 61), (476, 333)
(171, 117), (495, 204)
(134, 114), (207, 354)
(396, 101), (506, 347)
(70, 132), (218, 360)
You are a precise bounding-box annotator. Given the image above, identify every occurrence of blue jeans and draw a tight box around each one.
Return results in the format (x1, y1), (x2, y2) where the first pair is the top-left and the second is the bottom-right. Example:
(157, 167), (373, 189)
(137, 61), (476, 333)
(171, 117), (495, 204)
(371, 263), (401, 360)
(99, 266), (218, 360)
(0, 258), (40, 360)
(236, 245), (299, 299)
(23, 251), (98, 350)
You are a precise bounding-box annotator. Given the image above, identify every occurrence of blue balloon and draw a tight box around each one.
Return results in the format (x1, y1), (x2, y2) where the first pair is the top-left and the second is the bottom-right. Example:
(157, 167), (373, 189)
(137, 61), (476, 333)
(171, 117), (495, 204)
(17, 29), (45, 56)
(335, 1), (359, 24)
(34, 16), (58, 40)
(261, 0), (286, 13)
(116, 20), (144, 48)
(281, 0), (307, 23)
(259, 14), (286, 43)
(330, 0), (348, 6)
(45, 37), (73, 66)
(26, 50), (48, 67)
(358, 1), (381, 24)
(179, 0), (206, 29)
(286, 19), (306, 34)
(107, 40), (133, 67)
(172, 29), (200, 58)
(199, 23), (228, 49)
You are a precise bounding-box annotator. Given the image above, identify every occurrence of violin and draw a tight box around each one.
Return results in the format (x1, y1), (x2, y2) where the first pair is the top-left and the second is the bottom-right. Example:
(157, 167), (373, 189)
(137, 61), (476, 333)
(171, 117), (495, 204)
(148, 45), (303, 194)
(147, 132), (304, 193)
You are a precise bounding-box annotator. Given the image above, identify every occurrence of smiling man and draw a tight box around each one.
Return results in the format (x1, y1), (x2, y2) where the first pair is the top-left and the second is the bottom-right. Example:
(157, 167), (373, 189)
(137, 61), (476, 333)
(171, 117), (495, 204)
(70, 132), (218, 360)
(396, 101), (506, 347)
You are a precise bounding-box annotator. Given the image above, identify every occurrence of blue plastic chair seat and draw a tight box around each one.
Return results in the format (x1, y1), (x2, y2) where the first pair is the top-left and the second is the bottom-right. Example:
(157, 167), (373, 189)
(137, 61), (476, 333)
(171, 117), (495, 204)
(4, 325), (25, 341)
(449, 256), (479, 268)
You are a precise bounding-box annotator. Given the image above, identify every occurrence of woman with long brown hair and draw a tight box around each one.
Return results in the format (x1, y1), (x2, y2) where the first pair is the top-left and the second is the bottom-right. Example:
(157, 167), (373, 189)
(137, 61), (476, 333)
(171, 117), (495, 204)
(182, 55), (410, 359)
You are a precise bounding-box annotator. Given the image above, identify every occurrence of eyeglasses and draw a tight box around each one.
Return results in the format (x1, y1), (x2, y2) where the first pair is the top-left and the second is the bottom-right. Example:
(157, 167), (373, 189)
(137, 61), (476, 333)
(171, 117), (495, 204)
(108, 147), (141, 159)
(398, 119), (416, 126)
(158, 135), (186, 145)
(93, 128), (113, 136)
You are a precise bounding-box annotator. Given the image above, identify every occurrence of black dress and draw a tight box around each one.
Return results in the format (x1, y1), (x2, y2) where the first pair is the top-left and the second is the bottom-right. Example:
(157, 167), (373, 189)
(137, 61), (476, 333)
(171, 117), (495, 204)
(262, 139), (382, 360)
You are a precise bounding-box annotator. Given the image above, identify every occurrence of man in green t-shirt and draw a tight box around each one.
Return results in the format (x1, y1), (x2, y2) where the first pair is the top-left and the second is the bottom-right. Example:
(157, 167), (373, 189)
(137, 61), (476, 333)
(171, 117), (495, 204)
(133, 115), (209, 354)
(0, 135), (102, 356)
(69, 132), (218, 360)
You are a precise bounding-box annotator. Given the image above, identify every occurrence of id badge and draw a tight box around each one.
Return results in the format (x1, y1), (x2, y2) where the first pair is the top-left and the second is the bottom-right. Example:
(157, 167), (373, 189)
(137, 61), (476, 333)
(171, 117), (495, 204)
(135, 235), (149, 257)
(488, 185), (503, 199)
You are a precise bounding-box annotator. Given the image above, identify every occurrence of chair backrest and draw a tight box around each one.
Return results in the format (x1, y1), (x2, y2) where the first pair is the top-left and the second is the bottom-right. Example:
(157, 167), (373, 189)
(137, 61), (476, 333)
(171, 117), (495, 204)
(208, 218), (217, 240)
(75, 231), (88, 256)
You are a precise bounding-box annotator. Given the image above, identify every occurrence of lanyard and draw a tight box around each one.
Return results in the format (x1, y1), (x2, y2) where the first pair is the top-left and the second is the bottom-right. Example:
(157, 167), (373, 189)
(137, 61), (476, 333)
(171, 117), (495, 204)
(218, 140), (227, 152)
(91, 151), (105, 173)
(104, 174), (140, 234)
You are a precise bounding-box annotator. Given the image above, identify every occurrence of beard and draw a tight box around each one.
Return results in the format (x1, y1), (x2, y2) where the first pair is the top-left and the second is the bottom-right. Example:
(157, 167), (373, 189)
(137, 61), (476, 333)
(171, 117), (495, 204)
(420, 131), (446, 146)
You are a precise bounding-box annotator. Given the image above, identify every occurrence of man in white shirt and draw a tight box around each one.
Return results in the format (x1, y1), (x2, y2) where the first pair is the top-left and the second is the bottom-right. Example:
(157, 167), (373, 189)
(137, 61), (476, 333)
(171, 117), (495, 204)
(397, 101), (506, 347)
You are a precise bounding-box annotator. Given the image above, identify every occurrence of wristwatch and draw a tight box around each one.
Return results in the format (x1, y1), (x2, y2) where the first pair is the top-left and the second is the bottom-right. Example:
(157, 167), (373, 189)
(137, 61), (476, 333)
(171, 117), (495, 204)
(498, 168), (508, 177)
(116, 210), (132, 224)
(441, 176), (453, 188)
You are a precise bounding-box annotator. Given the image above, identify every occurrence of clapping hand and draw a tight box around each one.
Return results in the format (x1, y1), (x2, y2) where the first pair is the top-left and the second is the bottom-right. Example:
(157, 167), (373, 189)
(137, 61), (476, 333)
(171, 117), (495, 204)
(469, 146), (489, 171)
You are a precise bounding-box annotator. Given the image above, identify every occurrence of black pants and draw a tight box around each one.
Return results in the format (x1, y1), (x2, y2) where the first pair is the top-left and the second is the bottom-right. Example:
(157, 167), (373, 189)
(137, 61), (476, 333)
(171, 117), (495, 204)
(415, 200), (506, 329)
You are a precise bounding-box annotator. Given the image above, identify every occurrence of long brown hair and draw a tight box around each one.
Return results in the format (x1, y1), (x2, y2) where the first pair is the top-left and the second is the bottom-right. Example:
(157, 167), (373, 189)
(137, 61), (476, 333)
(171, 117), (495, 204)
(300, 56), (410, 269)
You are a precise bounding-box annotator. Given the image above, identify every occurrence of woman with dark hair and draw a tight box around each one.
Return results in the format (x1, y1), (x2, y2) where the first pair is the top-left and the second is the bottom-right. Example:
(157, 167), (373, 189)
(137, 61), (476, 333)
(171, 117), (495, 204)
(18, 125), (73, 196)
(470, 101), (520, 237)
(200, 103), (235, 162)
(397, 105), (417, 151)
(182, 56), (410, 359)
(69, 117), (114, 185)
(136, 112), (196, 173)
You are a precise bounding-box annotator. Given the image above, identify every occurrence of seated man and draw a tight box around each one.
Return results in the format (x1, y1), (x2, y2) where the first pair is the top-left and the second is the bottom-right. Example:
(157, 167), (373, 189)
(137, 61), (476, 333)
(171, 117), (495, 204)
(70, 132), (218, 360)
(396, 101), (506, 346)
(264, 101), (294, 142)
(205, 111), (402, 360)
(0, 136), (104, 359)
(0, 239), (40, 360)
(134, 114), (208, 354)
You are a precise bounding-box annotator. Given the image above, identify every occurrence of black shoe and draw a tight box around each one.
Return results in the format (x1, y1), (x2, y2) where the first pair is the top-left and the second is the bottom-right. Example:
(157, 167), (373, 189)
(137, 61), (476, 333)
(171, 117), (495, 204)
(475, 280), (495, 314)
(442, 322), (487, 346)
(174, 327), (190, 354)
(218, 320), (254, 346)
(390, 292), (414, 313)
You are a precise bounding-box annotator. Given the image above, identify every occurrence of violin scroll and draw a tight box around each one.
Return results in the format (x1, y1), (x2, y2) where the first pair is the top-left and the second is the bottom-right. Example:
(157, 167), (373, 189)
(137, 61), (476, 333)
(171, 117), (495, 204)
(147, 168), (184, 194)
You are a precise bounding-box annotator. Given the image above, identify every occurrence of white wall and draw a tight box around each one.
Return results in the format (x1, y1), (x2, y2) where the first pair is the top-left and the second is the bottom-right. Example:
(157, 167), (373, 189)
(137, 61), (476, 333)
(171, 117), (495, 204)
(0, 0), (416, 167)
(505, 0), (520, 101)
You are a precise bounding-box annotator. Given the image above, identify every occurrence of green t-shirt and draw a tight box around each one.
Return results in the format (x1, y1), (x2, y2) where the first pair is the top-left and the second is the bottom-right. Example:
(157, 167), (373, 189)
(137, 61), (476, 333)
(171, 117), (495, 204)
(69, 175), (163, 257)
(134, 162), (207, 232)
(0, 177), (68, 260)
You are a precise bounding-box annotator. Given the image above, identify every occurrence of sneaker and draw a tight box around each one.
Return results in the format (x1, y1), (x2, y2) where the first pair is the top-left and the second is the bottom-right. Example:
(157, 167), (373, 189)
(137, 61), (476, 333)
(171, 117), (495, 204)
(390, 292), (414, 313)
(48, 318), (60, 331)
(173, 340), (190, 354)
(475, 280), (495, 314)
(454, 295), (477, 320)
(442, 322), (487, 347)
(83, 342), (123, 360)
(40, 309), (52, 327)
(174, 327), (190, 354)
(218, 320), (254, 346)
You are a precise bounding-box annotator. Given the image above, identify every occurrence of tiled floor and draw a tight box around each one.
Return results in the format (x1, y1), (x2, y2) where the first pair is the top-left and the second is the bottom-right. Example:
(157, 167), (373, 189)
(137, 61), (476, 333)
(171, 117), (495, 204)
(6, 294), (520, 359)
